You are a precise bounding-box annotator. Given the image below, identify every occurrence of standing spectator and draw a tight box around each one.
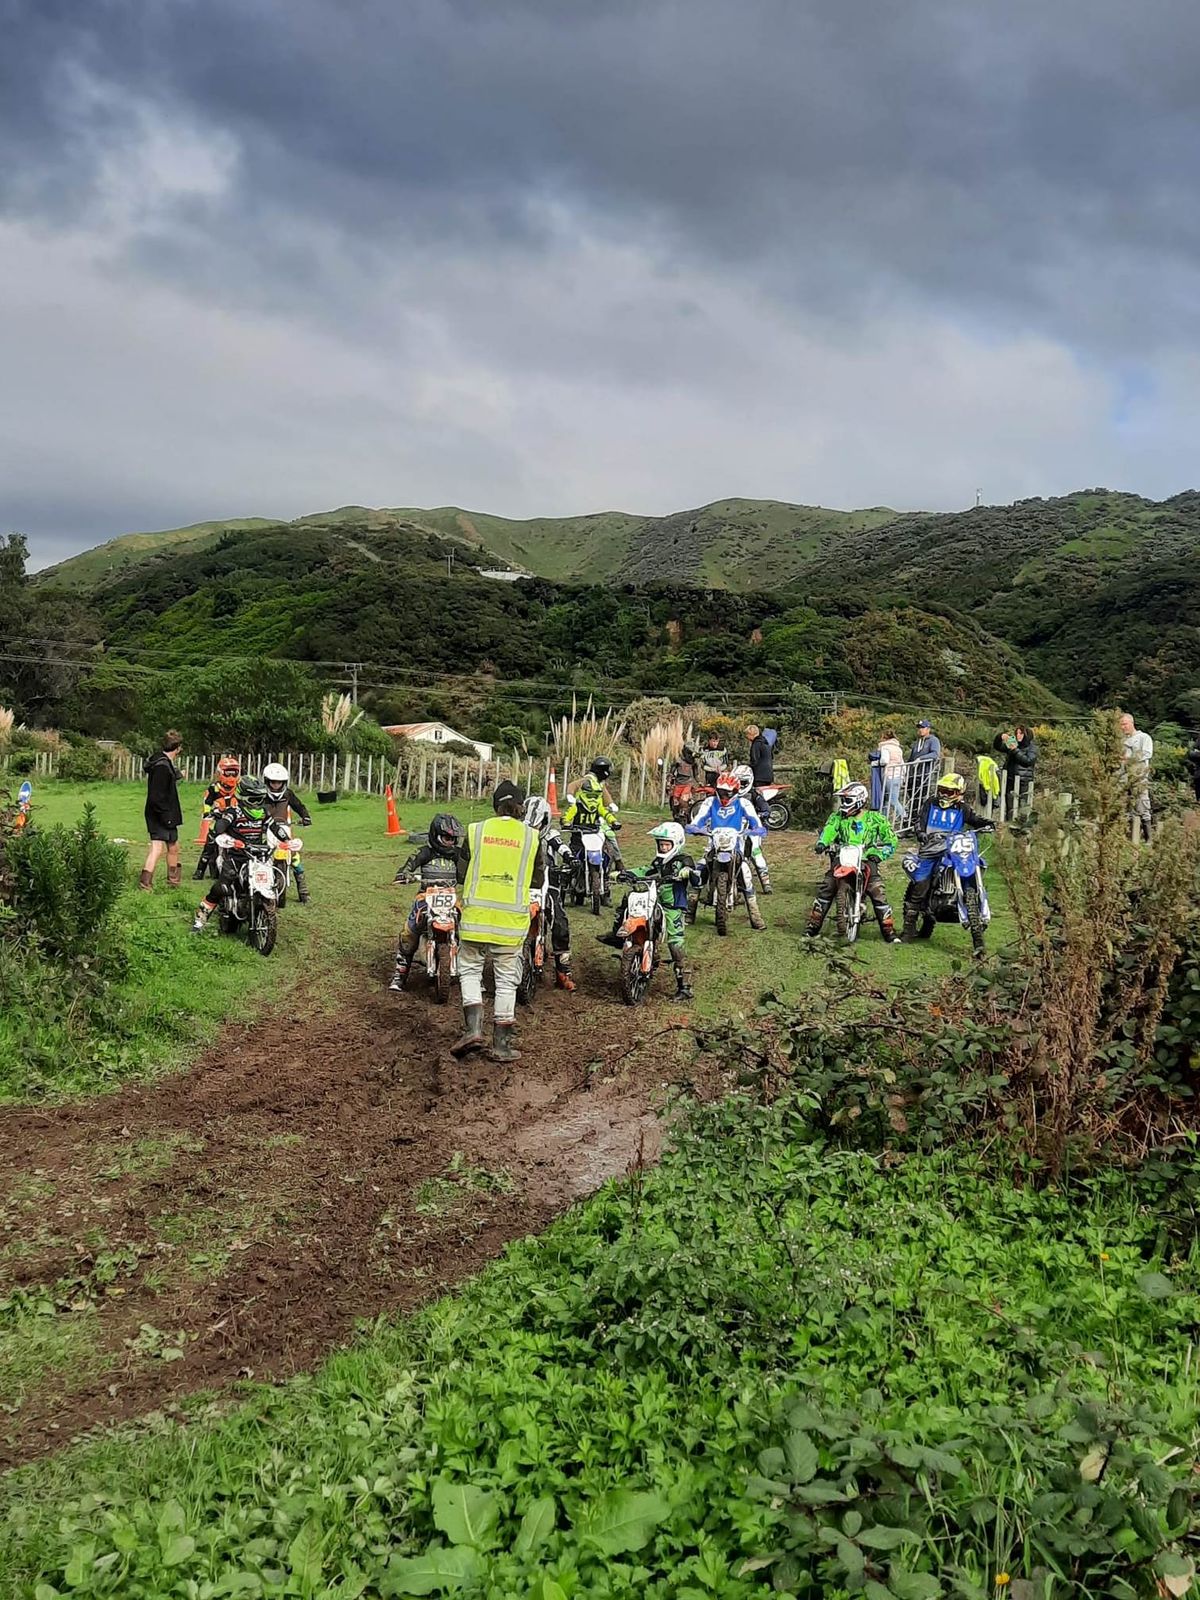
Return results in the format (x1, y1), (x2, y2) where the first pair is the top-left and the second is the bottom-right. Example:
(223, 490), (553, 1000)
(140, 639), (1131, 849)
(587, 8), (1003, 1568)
(908, 718), (942, 808)
(451, 779), (543, 1064)
(745, 724), (774, 786)
(878, 727), (907, 823)
(140, 730), (184, 890)
(701, 732), (726, 787)
(1119, 712), (1154, 842)
(1008, 724), (1038, 813)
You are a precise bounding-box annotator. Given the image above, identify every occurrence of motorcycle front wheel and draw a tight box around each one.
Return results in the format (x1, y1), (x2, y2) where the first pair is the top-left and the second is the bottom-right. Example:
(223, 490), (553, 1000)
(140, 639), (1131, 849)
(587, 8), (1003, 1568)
(619, 944), (652, 1006)
(714, 868), (731, 936)
(250, 898), (277, 957)
(434, 939), (453, 1004)
(516, 930), (540, 1005)
(589, 864), (602, 916)
(962, 881), (987, 954)
(766, 799), (791, 831)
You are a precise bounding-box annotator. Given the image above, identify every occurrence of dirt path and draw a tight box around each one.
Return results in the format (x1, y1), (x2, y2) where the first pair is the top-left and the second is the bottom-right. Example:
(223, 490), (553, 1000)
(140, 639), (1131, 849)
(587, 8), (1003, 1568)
(0, 957), (714, 1468)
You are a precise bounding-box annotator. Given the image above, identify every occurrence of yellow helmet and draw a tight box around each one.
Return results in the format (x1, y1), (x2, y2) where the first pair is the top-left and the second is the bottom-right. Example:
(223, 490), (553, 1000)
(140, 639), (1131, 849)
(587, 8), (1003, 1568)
(936, 771), (966, 804)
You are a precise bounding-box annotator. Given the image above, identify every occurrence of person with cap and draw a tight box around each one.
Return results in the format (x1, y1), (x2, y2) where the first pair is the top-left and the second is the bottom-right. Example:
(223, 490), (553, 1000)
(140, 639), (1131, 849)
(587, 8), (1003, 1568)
(451, 779), (544, 1063)
(908, 717), (942, 809)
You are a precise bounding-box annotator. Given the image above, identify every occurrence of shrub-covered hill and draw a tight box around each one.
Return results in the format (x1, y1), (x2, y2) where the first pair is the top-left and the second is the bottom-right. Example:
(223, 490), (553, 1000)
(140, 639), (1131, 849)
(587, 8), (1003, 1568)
(62, 519), (1067, 729)
(809, 489), (1200, 719)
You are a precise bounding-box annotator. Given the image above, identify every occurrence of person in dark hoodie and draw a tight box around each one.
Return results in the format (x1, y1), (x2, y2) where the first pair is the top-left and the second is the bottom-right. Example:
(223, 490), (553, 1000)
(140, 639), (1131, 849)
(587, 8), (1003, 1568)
(140, 729), (184, 890)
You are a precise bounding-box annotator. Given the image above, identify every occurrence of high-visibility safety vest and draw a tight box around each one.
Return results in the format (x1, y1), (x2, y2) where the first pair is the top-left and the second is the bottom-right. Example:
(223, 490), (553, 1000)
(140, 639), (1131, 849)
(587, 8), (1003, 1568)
(459, 817), (538, 947)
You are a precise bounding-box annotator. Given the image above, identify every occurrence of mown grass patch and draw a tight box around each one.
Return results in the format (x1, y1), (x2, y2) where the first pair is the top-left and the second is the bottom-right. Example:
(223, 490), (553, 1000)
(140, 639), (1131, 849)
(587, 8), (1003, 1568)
(2, 1093), (1194, 1598)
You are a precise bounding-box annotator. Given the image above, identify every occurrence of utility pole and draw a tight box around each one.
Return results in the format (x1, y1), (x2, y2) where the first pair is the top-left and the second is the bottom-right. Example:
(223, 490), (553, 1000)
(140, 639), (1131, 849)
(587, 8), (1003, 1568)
(975, 488), (982, 509)
(446, 549), (455, 580)
(345, 662), (362, 705)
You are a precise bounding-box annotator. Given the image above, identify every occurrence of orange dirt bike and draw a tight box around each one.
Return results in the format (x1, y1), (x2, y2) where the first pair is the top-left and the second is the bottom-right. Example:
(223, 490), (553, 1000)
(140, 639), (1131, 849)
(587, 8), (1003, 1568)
(614, 873), (665, 1005)
(396, 862), (461, 1003)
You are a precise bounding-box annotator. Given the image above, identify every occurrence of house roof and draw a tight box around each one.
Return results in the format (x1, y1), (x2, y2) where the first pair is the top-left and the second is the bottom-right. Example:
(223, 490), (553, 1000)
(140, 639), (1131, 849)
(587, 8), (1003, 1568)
(383, 722), (446, 737)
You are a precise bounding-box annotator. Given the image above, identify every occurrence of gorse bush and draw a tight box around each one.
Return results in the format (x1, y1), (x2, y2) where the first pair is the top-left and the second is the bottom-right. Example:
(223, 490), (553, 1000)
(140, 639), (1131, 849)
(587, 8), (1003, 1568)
(7, 804), (127, 967)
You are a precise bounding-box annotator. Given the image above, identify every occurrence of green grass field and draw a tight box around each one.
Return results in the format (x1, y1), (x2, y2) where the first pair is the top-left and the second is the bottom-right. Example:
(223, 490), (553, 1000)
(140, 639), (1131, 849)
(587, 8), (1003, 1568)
(4, 781), (1012, 1101)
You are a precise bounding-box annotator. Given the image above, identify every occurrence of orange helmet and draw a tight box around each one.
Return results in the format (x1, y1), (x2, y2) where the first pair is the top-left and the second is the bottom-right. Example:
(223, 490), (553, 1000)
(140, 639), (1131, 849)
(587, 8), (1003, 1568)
(216, 754), (241, 791)
(714, 770), (739, 804)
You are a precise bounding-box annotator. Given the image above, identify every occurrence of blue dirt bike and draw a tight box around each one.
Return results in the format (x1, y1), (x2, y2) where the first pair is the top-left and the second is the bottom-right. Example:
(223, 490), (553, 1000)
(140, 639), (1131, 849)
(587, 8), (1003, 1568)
(902, 827), (993, 956)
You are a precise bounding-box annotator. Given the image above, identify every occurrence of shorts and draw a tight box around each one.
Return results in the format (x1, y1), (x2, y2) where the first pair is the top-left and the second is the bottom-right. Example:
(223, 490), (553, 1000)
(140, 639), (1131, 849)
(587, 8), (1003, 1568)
(147, 820), (179, 844)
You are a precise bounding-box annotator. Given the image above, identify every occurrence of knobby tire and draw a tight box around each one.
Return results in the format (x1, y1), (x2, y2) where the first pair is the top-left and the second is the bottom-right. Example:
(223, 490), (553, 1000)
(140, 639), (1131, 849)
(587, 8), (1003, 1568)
(619, 944), (651, 1006)
(435, 939), (453, 1004)
(252, 897), (277, 957)
(714, 868), (730, 936)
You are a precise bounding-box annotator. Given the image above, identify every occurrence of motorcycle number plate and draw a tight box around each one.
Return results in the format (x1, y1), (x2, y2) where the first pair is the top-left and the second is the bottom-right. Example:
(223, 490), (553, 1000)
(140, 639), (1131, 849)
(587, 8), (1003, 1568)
(712, 827), (739, 850)
(428, 890), (457, 913)
(627, 891), (652, 916)
(581, 831), (604, 851)
(249, 864), (274, 894)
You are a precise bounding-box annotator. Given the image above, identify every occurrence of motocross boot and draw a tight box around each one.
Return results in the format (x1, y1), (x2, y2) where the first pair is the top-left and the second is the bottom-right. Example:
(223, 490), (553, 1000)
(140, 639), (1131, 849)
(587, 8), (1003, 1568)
(295, 870), (310, 904)
(900, 906), (920, 943)
(389, 953), (410, 993)
(450, 1004), (486, 1057)
(746, 892), (767, 931)
(671, 952), (694, 1001)
(878, 916), (900, 944)
(756, 863), (773, 895)
(554, 958), (577, 992)
(191, 856), (208, 881)
(190, 903), (211, 934)
(138, 870), (154, 892)
(490, 1022), (522, 1063)
(806, 897), (831, 937)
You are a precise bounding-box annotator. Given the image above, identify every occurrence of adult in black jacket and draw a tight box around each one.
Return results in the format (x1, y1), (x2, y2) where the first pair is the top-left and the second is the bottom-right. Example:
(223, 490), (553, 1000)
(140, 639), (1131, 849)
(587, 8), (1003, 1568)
(746, 724), (775, 785)
(140, 730), (184, 890)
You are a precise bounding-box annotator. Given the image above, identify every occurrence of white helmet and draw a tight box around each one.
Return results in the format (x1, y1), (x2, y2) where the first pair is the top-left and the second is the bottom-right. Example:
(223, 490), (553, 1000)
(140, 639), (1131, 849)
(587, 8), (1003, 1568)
(523, 795), (551, 834)
(649, 820), (685, 864)
(838, 781), (869, 817)
(733, 763), (754, 796)
(263, 762), (289, 801)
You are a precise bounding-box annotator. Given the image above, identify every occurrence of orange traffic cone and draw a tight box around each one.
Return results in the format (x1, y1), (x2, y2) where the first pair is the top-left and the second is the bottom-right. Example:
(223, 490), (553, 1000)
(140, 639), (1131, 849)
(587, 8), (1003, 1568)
(385, 784), (405, 837)
(547, 765), (559, 816)
(196, 816), (211, 847)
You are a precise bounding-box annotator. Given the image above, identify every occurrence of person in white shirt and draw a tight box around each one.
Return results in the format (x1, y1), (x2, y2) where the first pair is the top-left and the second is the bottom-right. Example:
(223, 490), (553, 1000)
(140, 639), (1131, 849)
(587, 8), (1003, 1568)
(878, 728), (907, 823)
(1119, 712), (1154, 842)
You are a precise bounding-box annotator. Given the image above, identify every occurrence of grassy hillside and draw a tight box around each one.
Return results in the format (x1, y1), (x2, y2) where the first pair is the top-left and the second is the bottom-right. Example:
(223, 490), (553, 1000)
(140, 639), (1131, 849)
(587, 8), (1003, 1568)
(38, 517), (279, 589)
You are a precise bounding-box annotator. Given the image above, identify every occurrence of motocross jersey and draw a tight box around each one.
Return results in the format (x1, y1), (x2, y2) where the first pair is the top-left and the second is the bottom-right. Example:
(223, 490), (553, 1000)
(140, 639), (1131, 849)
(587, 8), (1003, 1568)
(201, 781), (239, 820)
(633, 853), (700, 912)
(818, 810), (898, 861)
(562, 785), (617, 828)
(687, 795), (765, 838)
(211, 806), (286, 852)
(265, 788), (311, 828)
(915, 800), (989, 841)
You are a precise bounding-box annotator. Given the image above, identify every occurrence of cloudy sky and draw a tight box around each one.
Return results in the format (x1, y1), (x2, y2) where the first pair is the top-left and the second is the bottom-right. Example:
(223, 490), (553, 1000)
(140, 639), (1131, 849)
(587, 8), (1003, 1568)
(4, 0), (1200, 566)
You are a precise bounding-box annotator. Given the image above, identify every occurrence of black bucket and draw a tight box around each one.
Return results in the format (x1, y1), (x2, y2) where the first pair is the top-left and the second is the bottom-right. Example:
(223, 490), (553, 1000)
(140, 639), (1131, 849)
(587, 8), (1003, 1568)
(316, 790), (339, 805)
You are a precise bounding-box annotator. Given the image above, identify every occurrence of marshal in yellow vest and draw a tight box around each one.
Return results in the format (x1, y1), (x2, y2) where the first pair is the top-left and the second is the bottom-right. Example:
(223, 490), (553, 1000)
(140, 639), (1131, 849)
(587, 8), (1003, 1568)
(459, 817), (538, 947)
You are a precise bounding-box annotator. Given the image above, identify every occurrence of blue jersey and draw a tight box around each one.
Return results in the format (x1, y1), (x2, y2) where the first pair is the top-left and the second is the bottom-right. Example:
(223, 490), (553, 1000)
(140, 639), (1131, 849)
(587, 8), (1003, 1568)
(687, 795), (765, 838)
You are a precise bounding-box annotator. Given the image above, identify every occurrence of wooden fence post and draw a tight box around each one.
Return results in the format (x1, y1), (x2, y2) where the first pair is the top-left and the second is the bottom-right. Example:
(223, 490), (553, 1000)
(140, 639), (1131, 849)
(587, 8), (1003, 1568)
(620, 757), (631, 807)
(638, 758), (647, 804)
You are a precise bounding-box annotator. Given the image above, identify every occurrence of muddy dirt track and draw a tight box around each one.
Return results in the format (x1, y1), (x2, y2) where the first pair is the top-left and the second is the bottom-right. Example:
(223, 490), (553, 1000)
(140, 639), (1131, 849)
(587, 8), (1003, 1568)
(0, 960), (721, 1468)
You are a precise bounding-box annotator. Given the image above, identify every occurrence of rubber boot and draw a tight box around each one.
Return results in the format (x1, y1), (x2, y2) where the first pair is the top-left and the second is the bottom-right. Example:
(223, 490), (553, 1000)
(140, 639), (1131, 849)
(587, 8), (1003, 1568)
(389, 953), (410, 993)
(489, 1021), (522, 1063)
(167, 863), (182, 889)
(295, 872), (310, 904)
(138, 869), (154, 892)
(746, 891), (766, 931)
(554, 960), (577, 992)
(900, 907), (920, 944)
(450, 1003), (486, 1058)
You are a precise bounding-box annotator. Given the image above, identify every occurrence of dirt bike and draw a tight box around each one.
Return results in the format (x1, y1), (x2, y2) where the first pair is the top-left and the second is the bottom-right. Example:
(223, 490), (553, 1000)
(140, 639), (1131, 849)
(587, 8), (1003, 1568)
(397, 862), (461, 1002)
(756, 782), (792, 831)
(671, 780), (711, 826)
(216, 834), (284, 956)
(569, 823), (618, 914)
(827, 842), (871, 942)
(688, 825), (752, 937)
(272, 835), (304, 908)
(517, 884), (550, 1005)
(902, 828), (993, 955)
(614, 874), (665, 1005)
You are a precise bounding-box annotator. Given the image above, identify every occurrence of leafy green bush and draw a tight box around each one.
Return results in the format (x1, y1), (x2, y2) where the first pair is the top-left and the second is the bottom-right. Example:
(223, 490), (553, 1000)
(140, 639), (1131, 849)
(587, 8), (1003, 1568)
(7, 804), (127, 966)
(55, 738), (110, 784)
(5, 748), (36, 776)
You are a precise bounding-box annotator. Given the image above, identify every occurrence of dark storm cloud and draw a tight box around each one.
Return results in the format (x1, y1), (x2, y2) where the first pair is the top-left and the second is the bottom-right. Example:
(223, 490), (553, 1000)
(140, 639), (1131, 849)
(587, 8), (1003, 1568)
(4, 0), (1200, 563)
(5, 0), (1200, 346)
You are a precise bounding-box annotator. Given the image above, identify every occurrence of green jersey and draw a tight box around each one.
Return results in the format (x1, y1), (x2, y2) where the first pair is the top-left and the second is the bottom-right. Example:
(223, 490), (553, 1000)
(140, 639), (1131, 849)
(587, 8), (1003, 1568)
(817, 809), (898, 860)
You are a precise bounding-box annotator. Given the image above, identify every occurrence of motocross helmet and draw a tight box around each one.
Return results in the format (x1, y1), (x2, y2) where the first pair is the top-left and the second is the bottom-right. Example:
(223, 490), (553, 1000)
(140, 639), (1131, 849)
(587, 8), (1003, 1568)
(733, 763), (754, 797)
(589, 756), (613, 782)
(577, 773), (603, 799)
(216, 753), (240, 790)
(238, 777), (267, 814)
(837, 782), (869, 817)
(714, 770), (739, 804)
(649, 820), (685, 864)
(523, 796), (552, 835)
(430, 811), (464, 854)
(681, 743), (696, 760)
(263, 761), (289, 802)
(936, 772), (967, 806)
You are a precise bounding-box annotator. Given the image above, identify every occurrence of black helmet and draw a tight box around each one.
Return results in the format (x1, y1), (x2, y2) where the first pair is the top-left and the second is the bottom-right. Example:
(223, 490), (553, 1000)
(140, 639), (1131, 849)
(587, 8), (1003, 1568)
(239, 776), (267, 810)
(590, 756), (613, 781)
(430, 811), (464, 853)
(681, 743), (696, 760)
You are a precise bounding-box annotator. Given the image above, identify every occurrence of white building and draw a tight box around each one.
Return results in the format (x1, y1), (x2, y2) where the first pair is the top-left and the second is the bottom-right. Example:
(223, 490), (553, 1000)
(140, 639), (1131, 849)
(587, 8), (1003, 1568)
(383, 721), (494, 763)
